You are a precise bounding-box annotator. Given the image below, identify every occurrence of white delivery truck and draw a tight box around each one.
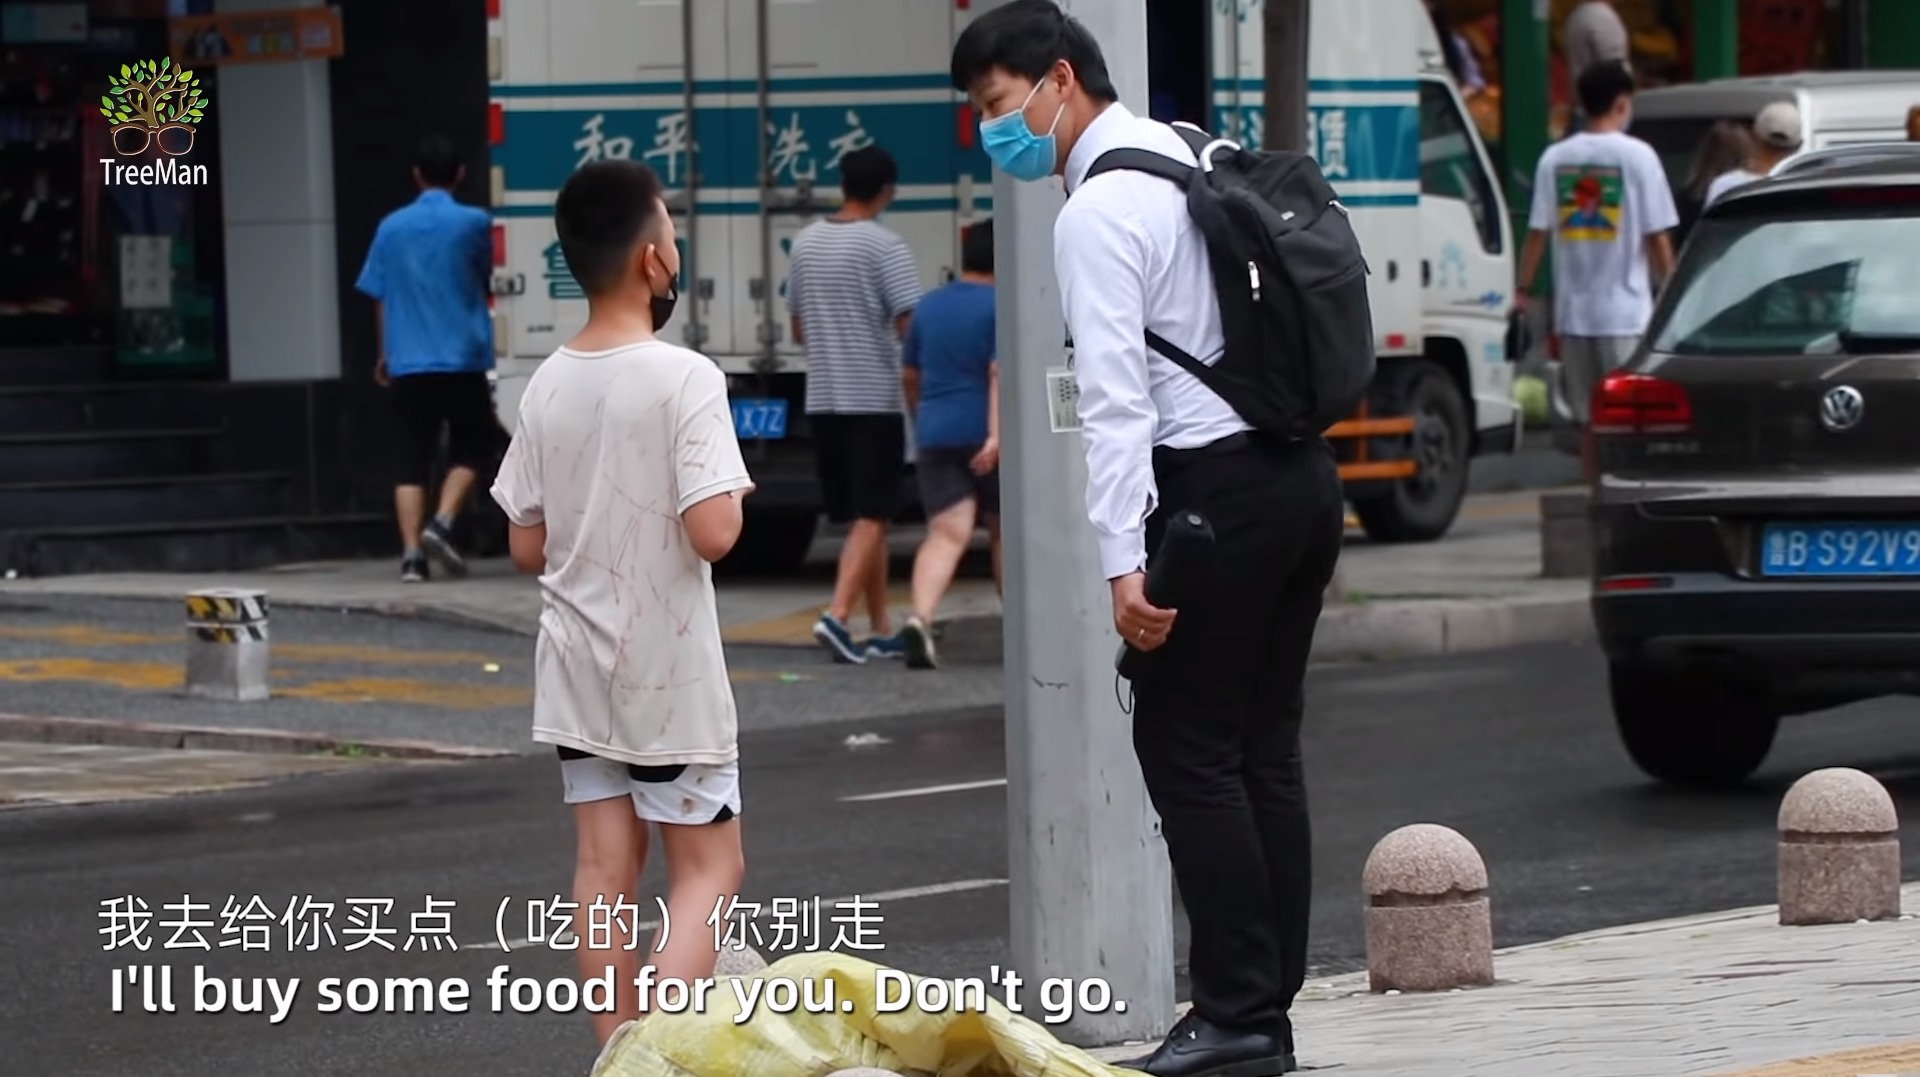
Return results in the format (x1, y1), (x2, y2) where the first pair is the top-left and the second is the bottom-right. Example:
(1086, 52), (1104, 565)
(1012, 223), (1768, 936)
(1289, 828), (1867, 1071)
(484, 0), (1520, 571)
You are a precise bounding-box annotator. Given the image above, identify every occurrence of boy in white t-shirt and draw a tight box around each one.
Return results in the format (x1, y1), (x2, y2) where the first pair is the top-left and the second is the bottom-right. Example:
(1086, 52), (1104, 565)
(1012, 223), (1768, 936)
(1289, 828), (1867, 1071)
(1517, 60), (1678, 427)
(489, 158), (754, 1046)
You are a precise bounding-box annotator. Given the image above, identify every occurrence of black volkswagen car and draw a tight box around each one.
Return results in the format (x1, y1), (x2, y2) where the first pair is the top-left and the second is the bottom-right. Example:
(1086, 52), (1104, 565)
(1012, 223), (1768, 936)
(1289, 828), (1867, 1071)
(1590, 158), (1920, 789)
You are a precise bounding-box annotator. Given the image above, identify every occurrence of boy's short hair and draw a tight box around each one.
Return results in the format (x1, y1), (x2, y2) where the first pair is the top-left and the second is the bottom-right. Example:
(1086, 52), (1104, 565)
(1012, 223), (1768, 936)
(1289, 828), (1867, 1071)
(554, 159), (666, 297)
(960, 218), (994, 275)
(415, 134), (462, 187)
(1577, 60), (1635, 120)
(839, 145), (898, 203)
(949, 0), (1118, 103)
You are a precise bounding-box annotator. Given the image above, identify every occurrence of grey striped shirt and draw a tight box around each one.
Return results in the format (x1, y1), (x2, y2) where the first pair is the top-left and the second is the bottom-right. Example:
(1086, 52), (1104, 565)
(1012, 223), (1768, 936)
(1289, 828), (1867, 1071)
(787, 218), (923, 414)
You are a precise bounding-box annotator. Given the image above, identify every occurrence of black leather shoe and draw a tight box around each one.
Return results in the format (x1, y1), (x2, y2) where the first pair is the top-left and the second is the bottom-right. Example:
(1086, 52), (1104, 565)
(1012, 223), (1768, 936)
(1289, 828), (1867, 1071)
(1115, 1013), (1296, 1076)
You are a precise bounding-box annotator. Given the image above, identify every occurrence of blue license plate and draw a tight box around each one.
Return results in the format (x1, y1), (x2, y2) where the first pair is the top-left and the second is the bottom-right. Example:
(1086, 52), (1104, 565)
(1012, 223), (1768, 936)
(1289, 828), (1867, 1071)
(732, 398), (787, 440)
(1759, 522), (1920, 577)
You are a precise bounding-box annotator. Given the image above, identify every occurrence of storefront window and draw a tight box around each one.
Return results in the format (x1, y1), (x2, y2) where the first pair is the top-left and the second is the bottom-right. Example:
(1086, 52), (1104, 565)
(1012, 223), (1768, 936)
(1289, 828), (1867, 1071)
(1430, 0), (1844, 147)
(0, 0), (223, 375)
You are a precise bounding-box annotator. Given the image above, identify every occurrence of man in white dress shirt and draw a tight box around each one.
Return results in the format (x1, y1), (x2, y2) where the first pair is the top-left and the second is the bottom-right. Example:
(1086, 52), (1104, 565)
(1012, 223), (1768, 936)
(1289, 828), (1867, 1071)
(953, 3), (1344, 1074)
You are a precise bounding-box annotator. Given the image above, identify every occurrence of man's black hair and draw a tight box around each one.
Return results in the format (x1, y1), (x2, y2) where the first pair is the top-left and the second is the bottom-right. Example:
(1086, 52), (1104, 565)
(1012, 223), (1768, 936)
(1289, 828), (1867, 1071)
(840, 145), (898, 203)
(960, 218), (993, 275)
(553, 159), (666, 297)
(949, 0), (1118, 103)
(1577, 60), (1636, 120)
(415, 134), (462, 187)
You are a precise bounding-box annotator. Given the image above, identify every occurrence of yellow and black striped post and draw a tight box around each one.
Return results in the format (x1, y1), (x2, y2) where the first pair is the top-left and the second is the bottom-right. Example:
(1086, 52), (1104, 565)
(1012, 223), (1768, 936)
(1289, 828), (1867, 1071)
(184, 588), (271, 702)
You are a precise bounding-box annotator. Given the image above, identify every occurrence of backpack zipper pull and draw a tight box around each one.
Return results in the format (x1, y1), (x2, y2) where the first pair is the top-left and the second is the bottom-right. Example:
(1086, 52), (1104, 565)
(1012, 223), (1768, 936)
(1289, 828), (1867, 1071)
(1248, 260), (1261, 300)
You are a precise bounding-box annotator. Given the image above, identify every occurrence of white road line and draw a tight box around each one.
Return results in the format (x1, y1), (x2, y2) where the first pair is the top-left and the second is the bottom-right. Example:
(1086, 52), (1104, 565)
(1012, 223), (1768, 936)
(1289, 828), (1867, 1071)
(839, 778), (1008, 802)
(459, 877), (1008, 951)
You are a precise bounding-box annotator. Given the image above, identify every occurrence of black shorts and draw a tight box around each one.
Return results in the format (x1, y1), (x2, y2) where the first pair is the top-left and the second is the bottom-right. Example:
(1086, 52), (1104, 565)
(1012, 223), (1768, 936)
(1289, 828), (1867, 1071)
(812, 412), (905, 523)
(390, 371), (496, 487)
(916, 446), (999, 518)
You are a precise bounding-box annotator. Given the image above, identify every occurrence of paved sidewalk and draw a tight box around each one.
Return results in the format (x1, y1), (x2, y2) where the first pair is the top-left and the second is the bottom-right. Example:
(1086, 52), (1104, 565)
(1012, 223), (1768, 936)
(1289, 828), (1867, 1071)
(0, 488), (1586, 664)
(0, 741), (400, 809)
(1090, 883), (1920, 1076)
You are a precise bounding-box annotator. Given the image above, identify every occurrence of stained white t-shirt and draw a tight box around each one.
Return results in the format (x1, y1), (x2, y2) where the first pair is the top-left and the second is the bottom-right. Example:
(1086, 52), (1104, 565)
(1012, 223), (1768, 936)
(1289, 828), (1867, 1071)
(1529, 131), (1679, 338)
(489, 340), (753, 767)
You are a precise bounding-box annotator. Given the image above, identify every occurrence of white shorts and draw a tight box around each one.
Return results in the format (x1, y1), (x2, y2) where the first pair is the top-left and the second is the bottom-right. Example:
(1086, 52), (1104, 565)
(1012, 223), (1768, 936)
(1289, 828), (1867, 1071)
(556, 747), (741, 825)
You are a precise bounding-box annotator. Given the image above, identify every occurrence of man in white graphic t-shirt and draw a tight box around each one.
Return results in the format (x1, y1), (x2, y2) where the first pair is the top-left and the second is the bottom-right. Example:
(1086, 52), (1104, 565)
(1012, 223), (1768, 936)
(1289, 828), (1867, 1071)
(1517, 60), (1677, 427)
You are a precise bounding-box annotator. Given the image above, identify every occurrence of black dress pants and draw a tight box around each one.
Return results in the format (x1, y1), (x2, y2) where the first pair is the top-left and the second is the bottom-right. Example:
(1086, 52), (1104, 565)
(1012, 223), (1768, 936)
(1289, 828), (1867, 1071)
(1130, 432), (1345, 1046)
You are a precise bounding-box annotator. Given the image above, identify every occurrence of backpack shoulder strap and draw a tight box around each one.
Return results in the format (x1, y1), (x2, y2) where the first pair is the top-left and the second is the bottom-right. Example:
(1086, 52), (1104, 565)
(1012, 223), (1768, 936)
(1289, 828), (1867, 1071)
(1167, 122), (1215, 157)
(1084, 147), (1195, 188)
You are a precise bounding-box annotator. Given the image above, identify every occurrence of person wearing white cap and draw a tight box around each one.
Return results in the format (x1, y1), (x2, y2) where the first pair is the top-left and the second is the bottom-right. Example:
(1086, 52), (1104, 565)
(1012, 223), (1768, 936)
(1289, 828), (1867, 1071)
(1704, 101), (1804, 207)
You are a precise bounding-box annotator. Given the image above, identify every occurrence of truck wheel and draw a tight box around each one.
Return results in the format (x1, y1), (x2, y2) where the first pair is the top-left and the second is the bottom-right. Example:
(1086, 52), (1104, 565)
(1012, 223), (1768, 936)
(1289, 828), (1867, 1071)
(1610, 663), (1778, 789)
(717, 510), (819, 577)
(1352, 359), (1471, 543)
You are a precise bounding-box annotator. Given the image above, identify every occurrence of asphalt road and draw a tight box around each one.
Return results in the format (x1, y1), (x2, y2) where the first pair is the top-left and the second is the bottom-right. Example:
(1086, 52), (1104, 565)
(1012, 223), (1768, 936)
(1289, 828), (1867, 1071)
(8, 639), (1920, 1075)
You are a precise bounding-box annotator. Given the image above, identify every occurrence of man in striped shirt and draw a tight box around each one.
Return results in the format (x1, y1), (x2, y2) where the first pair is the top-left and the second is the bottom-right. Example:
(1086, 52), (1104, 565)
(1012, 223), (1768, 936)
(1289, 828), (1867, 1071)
(787, 145), (924, 663)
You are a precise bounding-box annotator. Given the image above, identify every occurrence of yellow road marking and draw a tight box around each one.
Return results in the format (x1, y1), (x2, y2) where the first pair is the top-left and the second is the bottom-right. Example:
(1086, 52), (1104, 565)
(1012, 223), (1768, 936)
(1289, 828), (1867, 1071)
(1712, 1039), (1920, 1076)
(0, 655), (786, 709)
(0, 657), (181, 692)
(0, 624), (513, 668)
(275, 677), (531, 710)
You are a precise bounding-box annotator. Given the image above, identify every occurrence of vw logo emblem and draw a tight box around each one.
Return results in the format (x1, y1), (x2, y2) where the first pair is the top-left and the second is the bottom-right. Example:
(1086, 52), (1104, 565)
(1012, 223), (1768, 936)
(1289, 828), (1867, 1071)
(1821, 385), (1865, 432)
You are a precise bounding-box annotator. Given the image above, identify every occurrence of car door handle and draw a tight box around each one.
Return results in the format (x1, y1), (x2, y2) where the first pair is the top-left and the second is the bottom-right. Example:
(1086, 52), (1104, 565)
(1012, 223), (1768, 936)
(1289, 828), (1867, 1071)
(1422, 259), (1431, 287)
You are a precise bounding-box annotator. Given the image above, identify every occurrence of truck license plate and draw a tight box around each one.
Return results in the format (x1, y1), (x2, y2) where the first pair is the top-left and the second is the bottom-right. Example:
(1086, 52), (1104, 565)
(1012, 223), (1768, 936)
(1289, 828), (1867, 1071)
(732, 398), (787, 440)
(1759, 522), (1920, 577)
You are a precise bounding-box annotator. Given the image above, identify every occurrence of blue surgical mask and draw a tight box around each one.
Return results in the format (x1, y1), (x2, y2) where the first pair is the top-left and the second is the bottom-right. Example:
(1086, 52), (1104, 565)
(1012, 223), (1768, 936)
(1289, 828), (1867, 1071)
(980, 79), (1063, 182)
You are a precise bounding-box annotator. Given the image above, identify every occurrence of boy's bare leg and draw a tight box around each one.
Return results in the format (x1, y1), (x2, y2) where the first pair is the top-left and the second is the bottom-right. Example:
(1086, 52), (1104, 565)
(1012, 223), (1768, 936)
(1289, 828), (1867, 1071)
(646, 819), (746, 991)
(909, 497), (976, 625)
(571, 797), (649, 1046)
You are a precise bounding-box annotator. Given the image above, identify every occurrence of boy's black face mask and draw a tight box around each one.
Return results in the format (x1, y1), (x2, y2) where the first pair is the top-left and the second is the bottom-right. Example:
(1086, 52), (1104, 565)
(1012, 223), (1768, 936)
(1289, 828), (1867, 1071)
(648, 247), (679, 330)
(651, 280), (679, 331)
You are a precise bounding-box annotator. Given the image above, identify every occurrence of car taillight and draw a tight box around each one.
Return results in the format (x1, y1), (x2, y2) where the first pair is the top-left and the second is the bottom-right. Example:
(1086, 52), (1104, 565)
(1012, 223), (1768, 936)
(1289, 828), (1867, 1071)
(1591, 372), (1691, 435)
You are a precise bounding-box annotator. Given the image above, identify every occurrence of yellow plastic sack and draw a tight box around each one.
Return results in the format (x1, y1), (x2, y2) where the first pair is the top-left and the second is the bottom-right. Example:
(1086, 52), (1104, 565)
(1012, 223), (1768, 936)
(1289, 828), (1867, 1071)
(588, 951), (1133, 1077)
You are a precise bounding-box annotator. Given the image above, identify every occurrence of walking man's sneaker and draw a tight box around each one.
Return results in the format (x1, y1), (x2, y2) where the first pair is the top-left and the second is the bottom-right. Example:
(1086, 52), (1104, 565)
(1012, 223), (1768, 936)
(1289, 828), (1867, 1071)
(901, 617), (938, 670)
(812, 613), (866, 664)
(400, 552), (430, 583)
(420, 519), (469, 577)
(865, 632), (907, 661)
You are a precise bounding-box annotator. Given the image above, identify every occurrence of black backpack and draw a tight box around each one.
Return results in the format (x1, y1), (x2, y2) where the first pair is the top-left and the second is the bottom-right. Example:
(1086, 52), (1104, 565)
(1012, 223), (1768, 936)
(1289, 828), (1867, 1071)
(1083, 122), (1377, 439)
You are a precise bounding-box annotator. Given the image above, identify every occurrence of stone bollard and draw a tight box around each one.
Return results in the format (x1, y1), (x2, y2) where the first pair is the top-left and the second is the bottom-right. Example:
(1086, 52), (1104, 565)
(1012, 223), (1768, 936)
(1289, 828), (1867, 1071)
(1539, 490), (1593, 579)
(184, 588), (270, 702)
(1778, 767), (1901, 926)
(1363, 823), (1495, 992)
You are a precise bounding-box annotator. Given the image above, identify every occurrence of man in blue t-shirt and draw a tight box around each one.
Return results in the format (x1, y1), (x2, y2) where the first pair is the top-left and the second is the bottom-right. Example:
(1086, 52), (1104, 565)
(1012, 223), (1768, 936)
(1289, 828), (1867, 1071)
(355, 135), (496, 583)
(898, 218), (1000, 670)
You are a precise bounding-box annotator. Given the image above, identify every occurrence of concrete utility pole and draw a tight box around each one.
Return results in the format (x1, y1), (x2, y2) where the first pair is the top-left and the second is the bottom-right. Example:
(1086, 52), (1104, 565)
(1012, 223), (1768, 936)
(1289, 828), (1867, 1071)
(983, 0), (1174, 1049)
(1262, 0), (1309, 152)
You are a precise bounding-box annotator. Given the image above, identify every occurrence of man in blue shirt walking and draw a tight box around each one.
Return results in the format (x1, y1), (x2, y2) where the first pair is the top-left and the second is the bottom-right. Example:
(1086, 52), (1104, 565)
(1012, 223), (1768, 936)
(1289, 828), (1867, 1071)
(899, 218), (1001, 670)
(355, 135), (496, 582)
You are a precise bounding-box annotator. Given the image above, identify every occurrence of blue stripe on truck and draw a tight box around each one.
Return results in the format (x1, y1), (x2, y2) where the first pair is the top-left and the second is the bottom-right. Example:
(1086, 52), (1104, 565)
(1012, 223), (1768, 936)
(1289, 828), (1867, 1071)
(497, 101), (990, 193)
(492, 73), (958, 97)
(490, 197), (983, 218)
(1211, 102), (1420, 185)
